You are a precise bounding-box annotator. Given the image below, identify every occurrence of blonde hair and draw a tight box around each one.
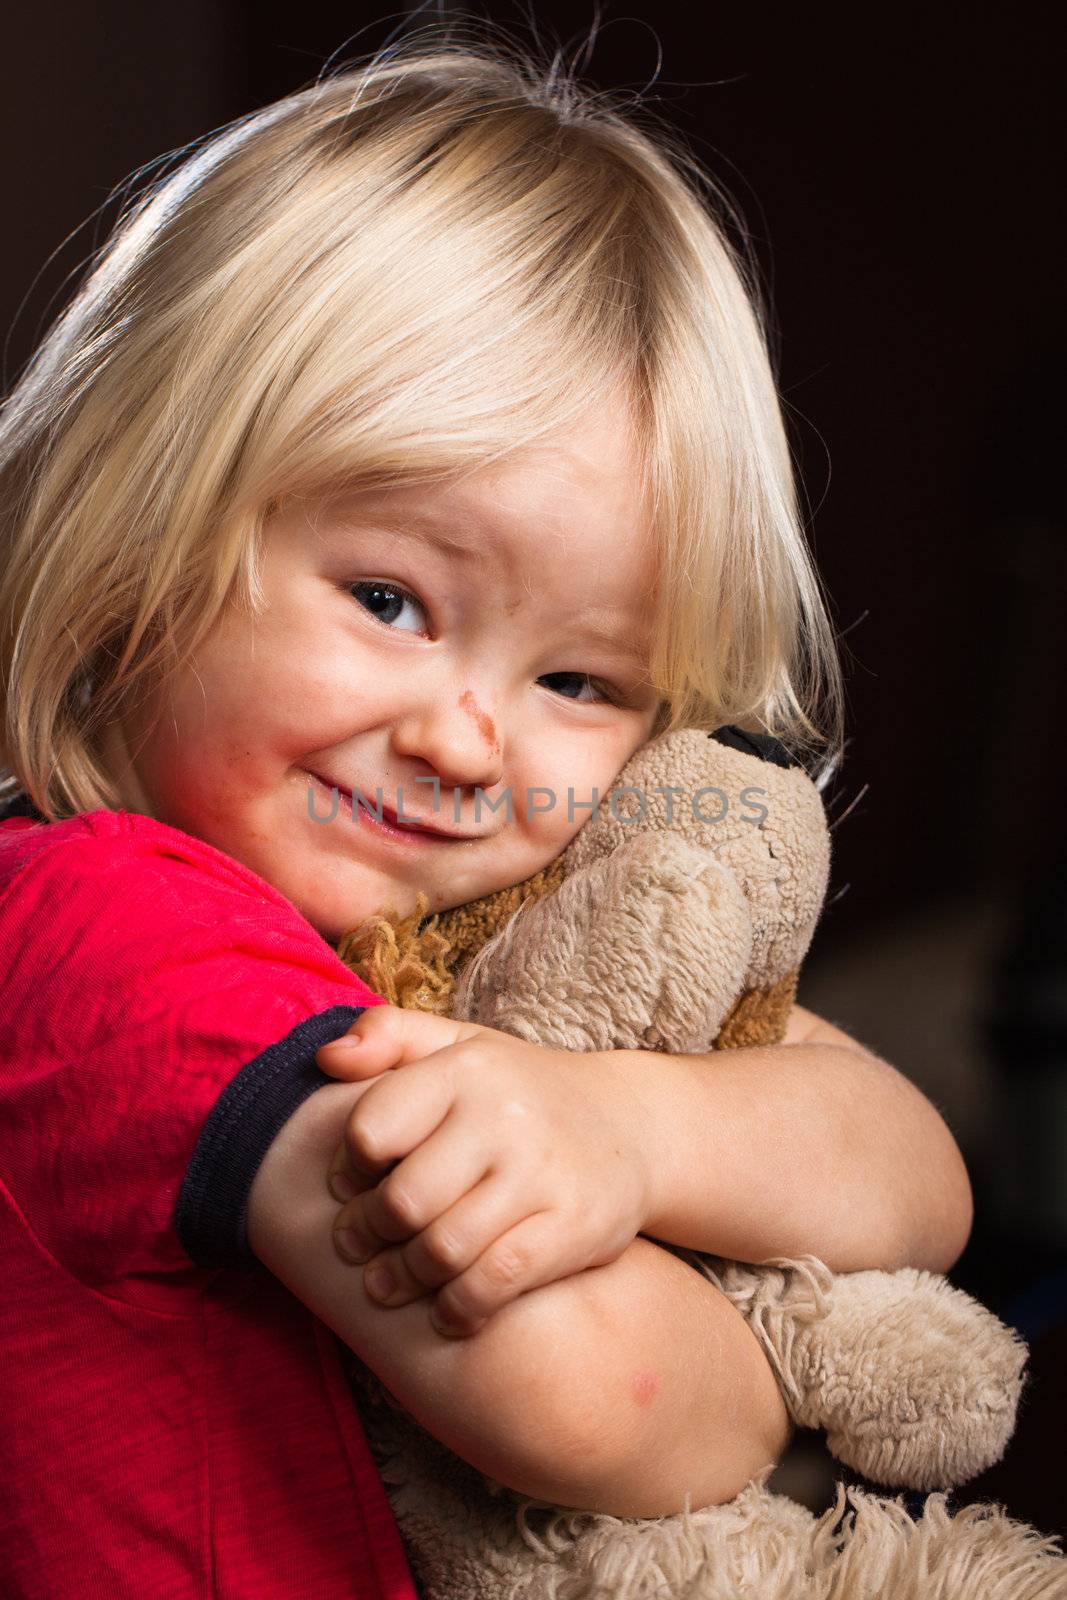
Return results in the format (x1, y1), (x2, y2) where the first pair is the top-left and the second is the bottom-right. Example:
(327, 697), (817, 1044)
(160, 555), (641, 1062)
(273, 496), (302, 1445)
(0, 21), (844, 821)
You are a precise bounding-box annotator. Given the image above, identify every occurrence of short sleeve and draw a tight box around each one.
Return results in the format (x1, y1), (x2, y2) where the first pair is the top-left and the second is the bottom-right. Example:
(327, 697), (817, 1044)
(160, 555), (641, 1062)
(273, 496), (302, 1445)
(0, 812), (384, 1309)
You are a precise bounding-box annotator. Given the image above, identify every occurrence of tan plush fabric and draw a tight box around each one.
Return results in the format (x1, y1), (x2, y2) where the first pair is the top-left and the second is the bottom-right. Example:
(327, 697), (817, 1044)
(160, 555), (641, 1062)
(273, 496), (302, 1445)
(332, 728), (1052, 1598)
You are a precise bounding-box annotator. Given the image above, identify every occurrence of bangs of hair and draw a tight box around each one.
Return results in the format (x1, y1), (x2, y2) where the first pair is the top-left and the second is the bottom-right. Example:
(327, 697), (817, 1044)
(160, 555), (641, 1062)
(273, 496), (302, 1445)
(0, 24), (843, 819)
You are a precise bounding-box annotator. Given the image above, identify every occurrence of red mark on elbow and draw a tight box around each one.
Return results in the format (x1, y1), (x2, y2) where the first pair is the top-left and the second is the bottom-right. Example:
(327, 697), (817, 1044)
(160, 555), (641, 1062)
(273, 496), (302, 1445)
(630, 1368), (660, 1407)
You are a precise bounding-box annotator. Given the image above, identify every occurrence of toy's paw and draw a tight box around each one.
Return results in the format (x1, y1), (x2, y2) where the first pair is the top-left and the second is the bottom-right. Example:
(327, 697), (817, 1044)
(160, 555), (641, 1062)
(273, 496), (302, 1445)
(789, 1268), (1029, 1490)
(452, 830), (753, 1053)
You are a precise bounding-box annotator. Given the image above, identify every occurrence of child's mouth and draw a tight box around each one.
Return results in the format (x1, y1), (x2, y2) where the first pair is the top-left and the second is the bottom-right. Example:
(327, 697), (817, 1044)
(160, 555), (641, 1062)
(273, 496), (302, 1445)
(304, 770), (473, 844)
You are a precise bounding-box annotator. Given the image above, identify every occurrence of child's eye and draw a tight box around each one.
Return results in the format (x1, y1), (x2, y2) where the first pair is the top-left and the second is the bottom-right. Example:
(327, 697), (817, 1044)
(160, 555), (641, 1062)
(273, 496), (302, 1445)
(348, 580), (428, 634)
(538, 671), (618, 706)
(344, 589), (621, 706)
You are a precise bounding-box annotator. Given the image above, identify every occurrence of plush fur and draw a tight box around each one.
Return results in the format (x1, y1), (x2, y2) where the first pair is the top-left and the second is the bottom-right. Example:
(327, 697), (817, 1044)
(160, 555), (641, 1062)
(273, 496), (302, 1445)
(335, 728), (1062, 1597)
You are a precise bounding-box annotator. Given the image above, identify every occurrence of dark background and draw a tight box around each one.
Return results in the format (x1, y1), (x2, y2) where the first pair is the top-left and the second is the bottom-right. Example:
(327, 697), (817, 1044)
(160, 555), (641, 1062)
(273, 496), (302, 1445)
(4, 0), (1064, 1541)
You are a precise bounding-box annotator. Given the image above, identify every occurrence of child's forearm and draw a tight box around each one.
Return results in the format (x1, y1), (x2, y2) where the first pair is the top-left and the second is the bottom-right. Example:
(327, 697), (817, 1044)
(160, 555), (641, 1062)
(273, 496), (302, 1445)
(614, 1040), (974, 1274)
(247, 1081), (592, 1494)
(248, 1084), (788, 1515)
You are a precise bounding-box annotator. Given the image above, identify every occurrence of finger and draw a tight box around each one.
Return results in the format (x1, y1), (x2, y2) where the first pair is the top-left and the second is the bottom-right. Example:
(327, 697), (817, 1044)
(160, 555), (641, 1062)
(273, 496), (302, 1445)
(334, 1055), (458, 1187)
(326, 1137), (379, 1204)
(315, 1004), (408, 1080)
(356, 1170), (526, 1297)
(332, 1123), (491, 1264)
(430, 1210), (563, 1336)
(316, 1003), (483, 1080)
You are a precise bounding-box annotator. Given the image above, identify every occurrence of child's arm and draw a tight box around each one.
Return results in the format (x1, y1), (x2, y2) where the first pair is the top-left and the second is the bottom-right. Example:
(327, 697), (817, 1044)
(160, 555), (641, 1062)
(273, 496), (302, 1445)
(248, 1079), (791, 1517)
(622, 1004), (974, 1275)
(318, 1003), (973, 1333)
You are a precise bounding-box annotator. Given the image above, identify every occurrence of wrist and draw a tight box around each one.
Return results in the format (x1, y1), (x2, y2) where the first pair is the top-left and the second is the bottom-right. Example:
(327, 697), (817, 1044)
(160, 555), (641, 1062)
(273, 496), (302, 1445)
(593, 1047), (670, 1238)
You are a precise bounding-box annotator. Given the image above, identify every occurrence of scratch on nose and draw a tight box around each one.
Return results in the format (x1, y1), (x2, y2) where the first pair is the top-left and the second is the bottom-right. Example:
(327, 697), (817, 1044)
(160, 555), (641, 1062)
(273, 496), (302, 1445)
(458, 689), (500, 754)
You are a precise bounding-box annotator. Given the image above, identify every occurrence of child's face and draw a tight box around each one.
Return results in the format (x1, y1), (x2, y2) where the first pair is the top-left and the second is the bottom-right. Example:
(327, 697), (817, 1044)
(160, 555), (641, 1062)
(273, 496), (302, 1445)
(100, 397), (663, 940)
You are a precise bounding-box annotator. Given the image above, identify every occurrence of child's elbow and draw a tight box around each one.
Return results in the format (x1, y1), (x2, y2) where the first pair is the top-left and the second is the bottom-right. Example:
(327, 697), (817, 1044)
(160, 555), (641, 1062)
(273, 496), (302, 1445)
(463, 1319), (694, 1516)
(456, 1239), (790, 1516)
(450, 1283), (637, 1508)
(936, 1157), (975, 1274)
(909, 1134), (975, 1275)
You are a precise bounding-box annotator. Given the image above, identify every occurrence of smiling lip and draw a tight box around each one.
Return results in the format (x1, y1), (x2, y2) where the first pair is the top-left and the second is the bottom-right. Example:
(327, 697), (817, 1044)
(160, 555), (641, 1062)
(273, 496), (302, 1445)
(306, 772), (475, 842)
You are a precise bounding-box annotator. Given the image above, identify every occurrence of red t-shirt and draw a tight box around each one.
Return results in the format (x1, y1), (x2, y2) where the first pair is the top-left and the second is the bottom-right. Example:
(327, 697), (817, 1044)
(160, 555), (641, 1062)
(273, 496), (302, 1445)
(0, 808), (420, 1599)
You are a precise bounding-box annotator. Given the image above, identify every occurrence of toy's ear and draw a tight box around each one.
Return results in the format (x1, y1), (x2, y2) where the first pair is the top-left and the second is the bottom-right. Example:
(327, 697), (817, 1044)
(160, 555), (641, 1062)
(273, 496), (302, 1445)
(708, 724), (798, 771)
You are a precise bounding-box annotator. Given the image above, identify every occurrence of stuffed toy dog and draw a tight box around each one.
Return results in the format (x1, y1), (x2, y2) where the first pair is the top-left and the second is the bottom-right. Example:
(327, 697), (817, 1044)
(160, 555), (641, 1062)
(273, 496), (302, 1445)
(333, 727), (1056, 1600)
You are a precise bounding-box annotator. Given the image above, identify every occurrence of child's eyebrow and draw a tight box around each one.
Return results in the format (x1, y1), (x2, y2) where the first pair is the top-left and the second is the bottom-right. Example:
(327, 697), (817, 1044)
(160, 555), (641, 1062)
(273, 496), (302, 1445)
(332, 507), (483, 561)
(577, 613), (650, 666)
(333, 505), (651, 668)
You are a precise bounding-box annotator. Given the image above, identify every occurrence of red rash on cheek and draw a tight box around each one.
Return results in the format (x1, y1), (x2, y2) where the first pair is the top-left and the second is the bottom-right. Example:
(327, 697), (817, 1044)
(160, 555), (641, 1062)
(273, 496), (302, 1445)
(458, 689), (500, 753)
(630, 1368), (660, 1407)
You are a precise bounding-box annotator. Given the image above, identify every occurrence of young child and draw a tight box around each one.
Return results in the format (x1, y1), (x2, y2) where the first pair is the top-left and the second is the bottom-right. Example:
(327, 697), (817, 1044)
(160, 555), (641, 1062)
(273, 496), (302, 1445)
(0, 30), (973, 1598)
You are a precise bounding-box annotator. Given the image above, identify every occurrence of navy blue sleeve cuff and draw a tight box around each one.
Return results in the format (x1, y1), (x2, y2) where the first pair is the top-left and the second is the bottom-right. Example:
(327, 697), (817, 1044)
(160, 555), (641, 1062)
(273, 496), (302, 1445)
(175, 1003), (369, 1268)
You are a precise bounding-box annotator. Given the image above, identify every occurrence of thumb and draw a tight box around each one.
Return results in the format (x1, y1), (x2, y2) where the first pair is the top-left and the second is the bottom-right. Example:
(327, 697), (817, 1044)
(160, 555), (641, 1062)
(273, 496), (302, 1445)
(315, 1002), (484, 1079)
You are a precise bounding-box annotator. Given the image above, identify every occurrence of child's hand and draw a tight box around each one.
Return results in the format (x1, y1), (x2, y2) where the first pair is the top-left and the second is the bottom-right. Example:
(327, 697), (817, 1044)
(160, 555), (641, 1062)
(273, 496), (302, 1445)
(314, 1006), (654, 1338)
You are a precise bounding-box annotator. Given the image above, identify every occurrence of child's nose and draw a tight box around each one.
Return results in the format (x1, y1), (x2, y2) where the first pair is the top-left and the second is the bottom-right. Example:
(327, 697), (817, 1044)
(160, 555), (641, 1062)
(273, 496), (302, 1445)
(390, 697), (505, 793)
